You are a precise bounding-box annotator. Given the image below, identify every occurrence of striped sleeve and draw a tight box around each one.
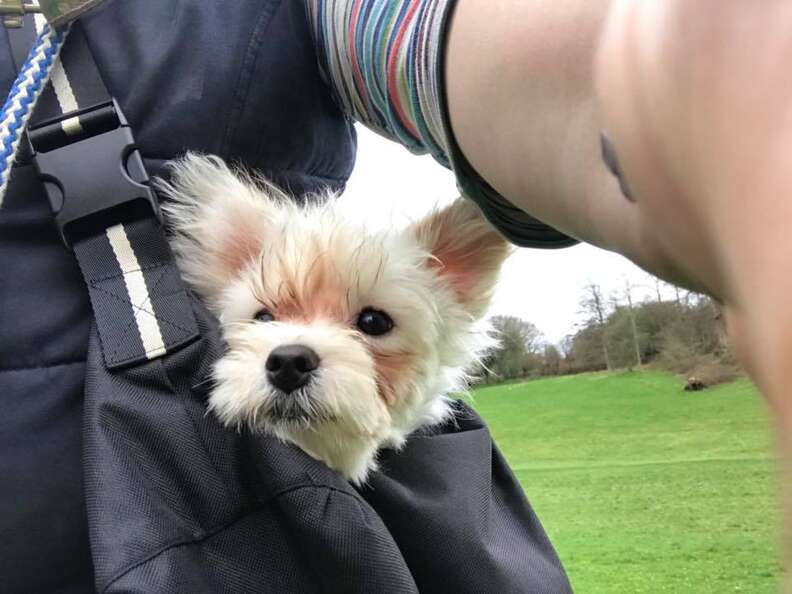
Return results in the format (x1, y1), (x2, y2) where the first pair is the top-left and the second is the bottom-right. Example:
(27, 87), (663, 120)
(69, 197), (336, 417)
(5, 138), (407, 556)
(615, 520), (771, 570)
(305, 0), (579, 249)
(304, 0), (454, 167)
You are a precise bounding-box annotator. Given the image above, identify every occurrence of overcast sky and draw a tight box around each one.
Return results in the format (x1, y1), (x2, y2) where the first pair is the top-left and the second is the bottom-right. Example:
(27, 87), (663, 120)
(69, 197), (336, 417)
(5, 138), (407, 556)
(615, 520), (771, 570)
(341, 126), (675, 345)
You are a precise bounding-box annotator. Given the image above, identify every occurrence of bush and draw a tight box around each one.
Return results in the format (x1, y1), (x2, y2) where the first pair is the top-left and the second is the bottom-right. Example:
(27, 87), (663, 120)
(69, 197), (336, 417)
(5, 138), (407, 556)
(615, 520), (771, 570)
(686, 355), (742, 388)
(655, 334), (698, 374)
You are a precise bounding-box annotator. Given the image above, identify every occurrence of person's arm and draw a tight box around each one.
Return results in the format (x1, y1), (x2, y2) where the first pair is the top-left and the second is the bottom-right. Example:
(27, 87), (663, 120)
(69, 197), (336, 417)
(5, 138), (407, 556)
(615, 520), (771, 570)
(305, 0), (578, 248)
(594, 1), (792, 564)
(447, 0), (792, 565)
(445, 0), (641, 252)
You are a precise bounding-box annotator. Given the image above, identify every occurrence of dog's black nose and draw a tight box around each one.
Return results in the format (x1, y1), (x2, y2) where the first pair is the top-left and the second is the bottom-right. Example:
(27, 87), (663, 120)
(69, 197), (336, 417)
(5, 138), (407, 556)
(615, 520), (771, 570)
(266, 344), (320, 393)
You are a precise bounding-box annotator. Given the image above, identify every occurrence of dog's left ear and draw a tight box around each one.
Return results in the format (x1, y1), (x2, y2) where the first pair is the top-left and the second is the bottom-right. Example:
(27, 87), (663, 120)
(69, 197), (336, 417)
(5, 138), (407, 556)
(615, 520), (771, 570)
(410, 198), (512, 317)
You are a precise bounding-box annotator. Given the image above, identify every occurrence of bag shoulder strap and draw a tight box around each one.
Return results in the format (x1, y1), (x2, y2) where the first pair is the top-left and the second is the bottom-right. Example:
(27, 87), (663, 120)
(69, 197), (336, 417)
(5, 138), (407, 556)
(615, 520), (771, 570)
(8, 16), (200, 368)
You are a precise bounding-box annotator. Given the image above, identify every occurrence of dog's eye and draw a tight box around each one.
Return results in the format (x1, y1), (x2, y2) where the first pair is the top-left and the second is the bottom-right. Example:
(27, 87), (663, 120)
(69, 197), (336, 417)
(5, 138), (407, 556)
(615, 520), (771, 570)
(356, 308), (393, 336)
(255, 309), (275, 323)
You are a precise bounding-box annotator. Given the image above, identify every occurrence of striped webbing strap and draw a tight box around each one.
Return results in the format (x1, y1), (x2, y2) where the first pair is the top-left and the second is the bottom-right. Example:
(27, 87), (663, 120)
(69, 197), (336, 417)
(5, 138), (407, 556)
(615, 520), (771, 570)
(8, 16), (199, 369)
(9, 16), (118, 150)
(74, 219), (200, 368)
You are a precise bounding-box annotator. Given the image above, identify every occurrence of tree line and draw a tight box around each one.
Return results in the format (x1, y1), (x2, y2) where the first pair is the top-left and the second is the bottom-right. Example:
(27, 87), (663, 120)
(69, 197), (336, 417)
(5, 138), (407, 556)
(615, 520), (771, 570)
(478, 279), (738, 386)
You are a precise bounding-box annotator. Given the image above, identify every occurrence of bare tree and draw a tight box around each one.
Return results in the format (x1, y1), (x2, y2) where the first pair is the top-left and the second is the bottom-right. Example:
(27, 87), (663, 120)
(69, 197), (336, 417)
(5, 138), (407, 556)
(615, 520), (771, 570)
(559, 334), (575, 359)
(653, 276), (663, 302)
(542, 344), (562, 376)
(489, 316), (545, 380)
(579, 282), (612, 371)
(623, 279), (643, 367)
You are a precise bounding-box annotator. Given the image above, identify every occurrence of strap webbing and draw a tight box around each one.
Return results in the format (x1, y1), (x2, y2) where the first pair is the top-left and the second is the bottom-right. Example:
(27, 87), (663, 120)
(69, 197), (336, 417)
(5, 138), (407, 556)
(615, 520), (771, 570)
(8, 16), (200, 369)
(10, 16), (116, 151)
(73, 218), (200, 368)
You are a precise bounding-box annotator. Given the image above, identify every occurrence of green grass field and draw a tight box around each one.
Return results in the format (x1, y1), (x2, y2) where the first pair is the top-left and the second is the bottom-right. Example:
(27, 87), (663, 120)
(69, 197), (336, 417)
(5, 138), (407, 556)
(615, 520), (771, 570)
(470, 371), (781, 593)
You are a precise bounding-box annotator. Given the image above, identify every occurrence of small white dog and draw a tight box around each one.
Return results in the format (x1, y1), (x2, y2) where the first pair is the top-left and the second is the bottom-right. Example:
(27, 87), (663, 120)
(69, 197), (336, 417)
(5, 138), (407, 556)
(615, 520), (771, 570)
(160, 154), (510, 484)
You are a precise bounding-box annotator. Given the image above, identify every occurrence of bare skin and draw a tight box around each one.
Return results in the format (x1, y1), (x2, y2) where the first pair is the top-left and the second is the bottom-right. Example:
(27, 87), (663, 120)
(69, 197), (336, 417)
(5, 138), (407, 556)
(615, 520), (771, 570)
(446, 1), (642, 256)
(446, 0), (792, 576)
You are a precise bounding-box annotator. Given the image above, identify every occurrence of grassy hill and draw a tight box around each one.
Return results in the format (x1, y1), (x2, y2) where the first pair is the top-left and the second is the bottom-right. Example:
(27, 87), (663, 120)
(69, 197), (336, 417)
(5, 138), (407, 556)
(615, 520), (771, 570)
(470, 371), (780, 593)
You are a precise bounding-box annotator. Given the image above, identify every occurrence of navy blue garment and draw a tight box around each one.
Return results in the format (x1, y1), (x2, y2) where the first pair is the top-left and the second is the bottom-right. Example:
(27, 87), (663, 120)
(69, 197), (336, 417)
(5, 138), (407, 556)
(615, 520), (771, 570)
(0, 3), (353, 592)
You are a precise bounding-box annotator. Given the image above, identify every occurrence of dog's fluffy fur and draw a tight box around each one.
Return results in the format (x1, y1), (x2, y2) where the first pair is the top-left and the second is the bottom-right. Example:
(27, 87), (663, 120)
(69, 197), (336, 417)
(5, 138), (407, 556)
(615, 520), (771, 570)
(159, 154), (510, 484)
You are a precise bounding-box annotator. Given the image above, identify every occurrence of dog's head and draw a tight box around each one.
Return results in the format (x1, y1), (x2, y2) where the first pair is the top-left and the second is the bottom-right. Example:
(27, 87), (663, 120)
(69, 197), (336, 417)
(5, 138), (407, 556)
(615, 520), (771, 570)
(160, 154), (510, 483)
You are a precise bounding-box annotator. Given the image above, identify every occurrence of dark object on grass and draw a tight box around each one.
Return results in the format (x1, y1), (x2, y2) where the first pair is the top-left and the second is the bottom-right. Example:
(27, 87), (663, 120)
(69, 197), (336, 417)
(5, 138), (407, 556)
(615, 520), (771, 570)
(684, 377), (707, 391)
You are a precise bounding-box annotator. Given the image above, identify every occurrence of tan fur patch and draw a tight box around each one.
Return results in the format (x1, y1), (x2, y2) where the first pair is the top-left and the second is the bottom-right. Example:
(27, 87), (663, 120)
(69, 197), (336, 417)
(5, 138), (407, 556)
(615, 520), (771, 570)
(255, 248), (350, 325)
(372, 349), (414, 405)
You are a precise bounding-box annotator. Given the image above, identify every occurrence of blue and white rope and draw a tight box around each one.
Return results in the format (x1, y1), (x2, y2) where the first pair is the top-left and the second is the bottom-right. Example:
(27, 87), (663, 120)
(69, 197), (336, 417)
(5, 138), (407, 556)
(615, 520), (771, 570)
(0, 18), (69, 205)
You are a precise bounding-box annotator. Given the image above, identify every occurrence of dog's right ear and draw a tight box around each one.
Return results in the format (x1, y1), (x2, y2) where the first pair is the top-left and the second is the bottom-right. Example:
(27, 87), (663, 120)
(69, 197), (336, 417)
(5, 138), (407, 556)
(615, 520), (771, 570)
(158, 153), (280, 303)
(410, 198), (512, 318)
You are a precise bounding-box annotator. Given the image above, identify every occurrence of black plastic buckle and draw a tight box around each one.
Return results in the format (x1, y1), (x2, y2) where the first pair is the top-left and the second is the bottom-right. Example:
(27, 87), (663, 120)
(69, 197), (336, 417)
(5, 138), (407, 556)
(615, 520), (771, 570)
(31, 99), (161, 248)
